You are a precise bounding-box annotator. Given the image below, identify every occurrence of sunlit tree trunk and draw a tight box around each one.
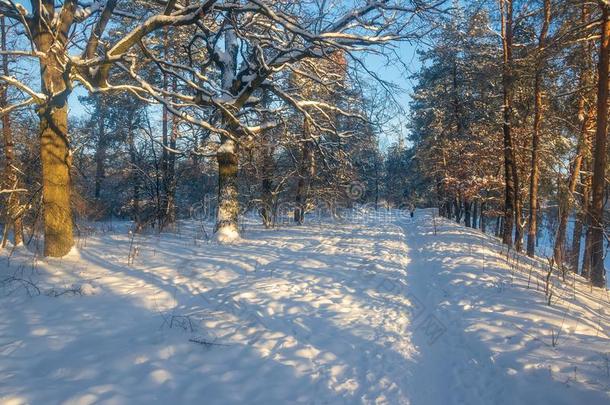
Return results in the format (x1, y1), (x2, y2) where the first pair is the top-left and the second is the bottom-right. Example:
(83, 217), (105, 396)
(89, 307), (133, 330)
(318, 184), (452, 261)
(586, 3), (610, 287)
(572, 158), (592, 274)
(34, 12), (74, 257)
(526, 0), (551, 257)
(213, 24), (241, 242)
(215, 135), (239, 241)
(554, 104), (590, 267)
(500, 0), (516, 248)
(0, 16), (22, 247)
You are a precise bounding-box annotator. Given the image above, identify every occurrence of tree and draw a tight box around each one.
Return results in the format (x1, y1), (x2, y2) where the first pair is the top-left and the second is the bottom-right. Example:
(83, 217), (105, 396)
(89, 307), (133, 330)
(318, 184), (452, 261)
(0, 1), (222, 255)
(527, 0), (551, 257)
(586, 1), (610, 287)
(0, 16), (23, 247)
(103, 1), (446, 241)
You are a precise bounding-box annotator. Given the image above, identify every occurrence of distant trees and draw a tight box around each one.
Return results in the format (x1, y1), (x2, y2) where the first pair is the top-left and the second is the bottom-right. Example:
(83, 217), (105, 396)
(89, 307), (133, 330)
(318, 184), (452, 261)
(407, 0), (610, 287)
(0, 1), (448, 253)
(408, 6), (503, 228)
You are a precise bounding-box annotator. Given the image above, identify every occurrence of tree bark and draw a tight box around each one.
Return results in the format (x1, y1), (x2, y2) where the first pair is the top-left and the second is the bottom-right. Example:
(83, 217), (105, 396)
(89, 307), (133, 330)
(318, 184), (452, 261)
(571, 4), (595, 275)
(39, 101), (73, 256)
(572, 158), (591, 274)
(472, 200), (478, 229)
(214, 23), (240, 241)
(0, 16), (22, 247)
(500, 0), (516, 248)
(586, 3), (610, 287)
(127, 121), (140, 225)
(164, 105), (177, 227)
(480, 201), (486, 233)
(554, 104), (589, 267)
(160, 71), (170, 227)
(294, 120), (315, 225)
(454, 196), (463, 223)
(496, 216), (503, 238)
(94, 98), (107, 202)
(215, 136), (239, 241)
(464, 199), (472, 228)
(526, 73), (543, 256)
(526, 0), (551, 257)
(582, 215), (593, 278)
(261, 140), (274, 228)
(35, 18), (74, 257)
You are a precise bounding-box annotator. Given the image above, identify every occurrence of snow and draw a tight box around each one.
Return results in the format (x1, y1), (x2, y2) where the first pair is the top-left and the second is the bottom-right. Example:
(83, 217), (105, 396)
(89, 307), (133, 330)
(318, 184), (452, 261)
(1, 210), (609, 404)
(216, 139), (236, 154)
(213, 225), (241, 244)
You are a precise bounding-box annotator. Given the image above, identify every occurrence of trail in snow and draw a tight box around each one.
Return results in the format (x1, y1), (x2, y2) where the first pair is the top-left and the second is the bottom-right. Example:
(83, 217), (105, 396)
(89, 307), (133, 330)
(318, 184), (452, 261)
(0, 210), (609, 404)
(403, 213), (610, 405)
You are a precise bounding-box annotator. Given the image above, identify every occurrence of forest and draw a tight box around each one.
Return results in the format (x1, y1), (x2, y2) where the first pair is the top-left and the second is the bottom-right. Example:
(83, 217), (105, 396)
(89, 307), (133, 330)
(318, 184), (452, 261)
(1, 1), (610, 404)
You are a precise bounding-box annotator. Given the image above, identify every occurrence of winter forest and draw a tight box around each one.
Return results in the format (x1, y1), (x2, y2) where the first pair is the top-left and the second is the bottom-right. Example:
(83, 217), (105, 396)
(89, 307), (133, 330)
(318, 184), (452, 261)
(1, 0), (610, 404)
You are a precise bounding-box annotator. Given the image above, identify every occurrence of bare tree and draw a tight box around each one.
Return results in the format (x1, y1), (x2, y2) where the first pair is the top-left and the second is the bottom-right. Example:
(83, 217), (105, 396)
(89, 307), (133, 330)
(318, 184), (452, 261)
(0, 16), (23, 247)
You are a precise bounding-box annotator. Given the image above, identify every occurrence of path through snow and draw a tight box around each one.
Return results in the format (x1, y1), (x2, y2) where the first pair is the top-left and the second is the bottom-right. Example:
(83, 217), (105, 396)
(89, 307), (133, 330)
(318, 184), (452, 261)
(0, 210), (609, 404)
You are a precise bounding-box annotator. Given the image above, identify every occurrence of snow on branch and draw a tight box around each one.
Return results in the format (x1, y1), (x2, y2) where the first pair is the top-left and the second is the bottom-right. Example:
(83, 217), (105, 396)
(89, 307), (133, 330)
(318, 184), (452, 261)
(0, 75), (46, 103)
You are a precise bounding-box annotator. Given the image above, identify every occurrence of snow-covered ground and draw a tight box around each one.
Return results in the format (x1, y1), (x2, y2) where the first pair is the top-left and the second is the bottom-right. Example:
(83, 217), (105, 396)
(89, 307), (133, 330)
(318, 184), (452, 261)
(1, 210), (609, 404)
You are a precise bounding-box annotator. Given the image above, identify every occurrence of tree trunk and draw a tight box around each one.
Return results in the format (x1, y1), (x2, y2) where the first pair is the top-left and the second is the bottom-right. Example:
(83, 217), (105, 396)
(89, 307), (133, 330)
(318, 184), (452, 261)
(571, 4), (594, 274)
(480, 201), (486, 233)
(164, 108), (177, 226)
(374, 162), (380, 211)
(527, 74), (543, 256)
(128, 122), (140, 225)
(163, 77), (178, 227)
(214, 25), (240, 241)
(36, 27), (74, 257)
(572, 159), (591, 274)
(526, 0), (551, 257)
(555, 3), (593, 269)
(582, 219), (593, 279)
(514, 188), (524, 252)
(454, 196), (463, 223)
(94, 99), (107, 203)
(160, 85), (170, 228)
(464, 202), (470, 227)
(0, 16), (22, 247)
(554, 109), (589, 267)
(472, 200), (478, 229)
(40, 102), (73, 256)
(586, 3), (610, 287)
(496, 216), (503, 237)
(215, 136), (239, 242)
(261, 141), (274, 228)
(294, 120), (315, 225)
(500, 0), (516, 248)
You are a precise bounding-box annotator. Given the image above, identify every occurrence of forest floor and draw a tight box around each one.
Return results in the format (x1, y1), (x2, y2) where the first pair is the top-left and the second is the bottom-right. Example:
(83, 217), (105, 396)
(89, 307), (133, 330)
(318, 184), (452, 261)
(1, 209), (609, 404)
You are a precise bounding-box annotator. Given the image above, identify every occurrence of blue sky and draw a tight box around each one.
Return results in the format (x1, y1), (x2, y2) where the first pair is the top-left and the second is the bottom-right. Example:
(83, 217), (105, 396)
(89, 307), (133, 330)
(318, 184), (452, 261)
(13, 1), (425, 149)
(68, 40), (423, 150)
(360, 41), (424, 149)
